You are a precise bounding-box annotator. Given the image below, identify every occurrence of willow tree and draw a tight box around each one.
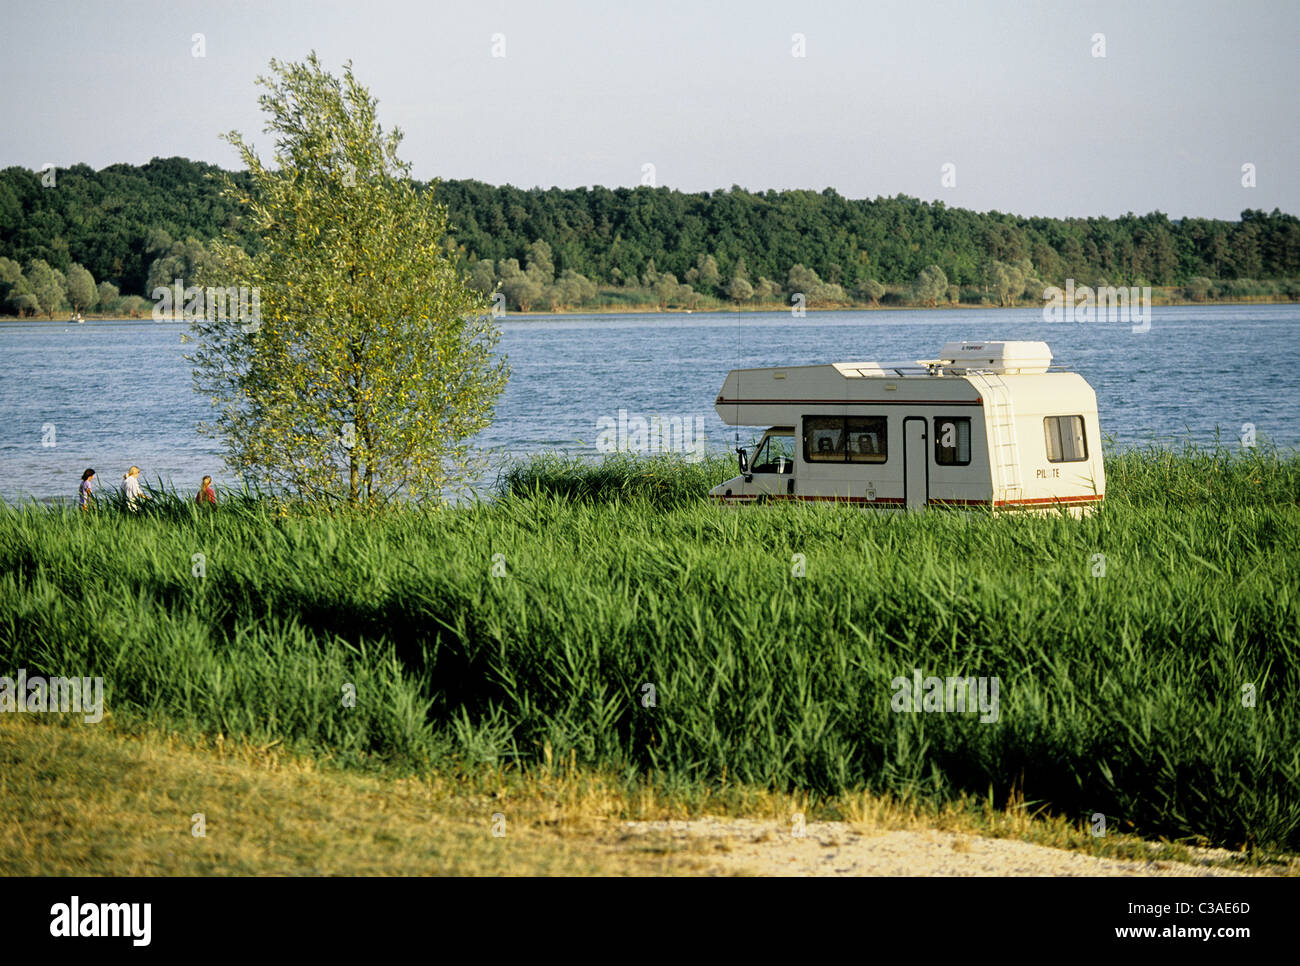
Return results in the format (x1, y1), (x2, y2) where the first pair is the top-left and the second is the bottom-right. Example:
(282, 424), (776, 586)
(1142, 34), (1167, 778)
(190, 54), (508, 504)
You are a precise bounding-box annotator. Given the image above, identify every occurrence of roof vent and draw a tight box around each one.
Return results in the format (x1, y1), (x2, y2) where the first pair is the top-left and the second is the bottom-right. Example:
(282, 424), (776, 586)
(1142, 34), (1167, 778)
(936, 341), (1052, 375)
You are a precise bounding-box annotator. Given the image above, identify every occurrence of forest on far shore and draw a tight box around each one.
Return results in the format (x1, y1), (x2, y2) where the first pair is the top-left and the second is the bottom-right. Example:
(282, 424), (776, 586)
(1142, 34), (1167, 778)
(2, 156), (1299, 317)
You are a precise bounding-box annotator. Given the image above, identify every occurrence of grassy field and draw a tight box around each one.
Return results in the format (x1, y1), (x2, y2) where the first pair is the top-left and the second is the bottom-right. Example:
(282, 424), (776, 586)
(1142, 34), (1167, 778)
(2, 444), (1297, 863)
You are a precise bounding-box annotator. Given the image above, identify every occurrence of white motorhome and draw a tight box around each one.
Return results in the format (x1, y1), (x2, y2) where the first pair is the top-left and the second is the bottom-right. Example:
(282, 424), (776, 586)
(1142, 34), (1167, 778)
(709, 341), (1104, 515)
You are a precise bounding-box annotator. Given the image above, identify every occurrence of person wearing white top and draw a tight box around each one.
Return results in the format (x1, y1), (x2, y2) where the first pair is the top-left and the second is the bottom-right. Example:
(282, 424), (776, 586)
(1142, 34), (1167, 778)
(122, 465), (145, 511)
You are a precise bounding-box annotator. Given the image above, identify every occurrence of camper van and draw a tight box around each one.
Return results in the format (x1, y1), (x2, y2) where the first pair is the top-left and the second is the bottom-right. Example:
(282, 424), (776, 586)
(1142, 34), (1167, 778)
(709, 341), (1104, 515)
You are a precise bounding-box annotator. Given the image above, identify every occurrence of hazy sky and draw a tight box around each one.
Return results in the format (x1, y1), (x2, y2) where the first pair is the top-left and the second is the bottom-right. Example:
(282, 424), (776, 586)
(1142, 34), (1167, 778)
(1, 0), (1296, 219)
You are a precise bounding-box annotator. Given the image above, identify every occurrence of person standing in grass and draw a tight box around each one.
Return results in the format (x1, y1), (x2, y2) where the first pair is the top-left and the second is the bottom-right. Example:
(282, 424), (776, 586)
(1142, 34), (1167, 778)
(79, 468), (96, 511)
(196, 475), (216, 506)
(122, 465), (145, 511)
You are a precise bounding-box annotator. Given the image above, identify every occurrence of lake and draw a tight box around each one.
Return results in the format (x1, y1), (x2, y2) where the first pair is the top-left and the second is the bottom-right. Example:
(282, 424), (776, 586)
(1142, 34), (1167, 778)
(1, 303), (1296, 502)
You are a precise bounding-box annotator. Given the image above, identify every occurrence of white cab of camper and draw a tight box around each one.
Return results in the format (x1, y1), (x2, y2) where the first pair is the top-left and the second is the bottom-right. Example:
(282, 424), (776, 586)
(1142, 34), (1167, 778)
(708, 341), (1105, 515)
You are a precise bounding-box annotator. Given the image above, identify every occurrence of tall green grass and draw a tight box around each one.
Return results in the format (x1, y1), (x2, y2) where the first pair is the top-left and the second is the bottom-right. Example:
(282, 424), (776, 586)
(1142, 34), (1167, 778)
(1, 443), (1297, 851)
(497, 451), (736, 509)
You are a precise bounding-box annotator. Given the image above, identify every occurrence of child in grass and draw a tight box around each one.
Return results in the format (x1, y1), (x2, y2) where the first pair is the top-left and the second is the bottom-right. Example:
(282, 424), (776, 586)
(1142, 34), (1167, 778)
(196, 475), (216, 506)
(79, 468), (95, 510)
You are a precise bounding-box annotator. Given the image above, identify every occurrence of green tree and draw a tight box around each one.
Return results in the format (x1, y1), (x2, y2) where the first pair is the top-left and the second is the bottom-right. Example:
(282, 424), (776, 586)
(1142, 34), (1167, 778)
(97, 281), (121, 313)
(525, 242), (559, 311)
(6, 156), (1300, 302)
(1012, 258), (1046, 303)
(725, 275), (753, 303)
(191, 54), (508, 504)
(24, 259), (67, 318)
(653, 271), (680, 309)
(119, 295), (148, 318)
(787, 263), (819, 296)
(145, 226), (176, 257)
(0, 256), (21, 307)
(524, 239), (554, 285)
(788, 263), (846, 305)
(66, 263), (98, 312)
(499, 258), (541, 311)
(913, 265), (947, 307)
(987, 259), (1025, 307)
(467, 259), (496, 295)
(4, 276), (38, 317)
(6, 292), (39, 316)
(684, 253), (721, 294)
(857, 278), (884, 305)
(551, 268), (596, 308)
(147, 237), (222, 294)
(1184, 276), (1213, 301)
(674, 281), (700, 308)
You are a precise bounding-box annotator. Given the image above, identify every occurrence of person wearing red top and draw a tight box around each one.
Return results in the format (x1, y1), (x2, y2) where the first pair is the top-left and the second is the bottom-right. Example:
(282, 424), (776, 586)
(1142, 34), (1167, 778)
(196, 475), (216, 506)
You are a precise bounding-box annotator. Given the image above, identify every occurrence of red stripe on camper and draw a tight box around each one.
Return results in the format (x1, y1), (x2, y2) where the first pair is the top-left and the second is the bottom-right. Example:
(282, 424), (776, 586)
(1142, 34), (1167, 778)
(992, 494), (1104, 507)
(709, 493), (1104, 507)
(708, 494), (903, 504)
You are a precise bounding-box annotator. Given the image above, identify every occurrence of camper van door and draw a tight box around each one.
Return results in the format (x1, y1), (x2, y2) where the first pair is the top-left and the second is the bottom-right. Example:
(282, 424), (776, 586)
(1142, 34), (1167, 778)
(748, 429), (797, 500)
(903, 417), (928, 509)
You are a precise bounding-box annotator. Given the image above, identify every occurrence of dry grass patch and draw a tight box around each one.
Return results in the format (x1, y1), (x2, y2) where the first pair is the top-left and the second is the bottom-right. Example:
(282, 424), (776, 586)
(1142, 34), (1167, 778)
(2, 715), (1291, 876)
(0, 715), (695, 875)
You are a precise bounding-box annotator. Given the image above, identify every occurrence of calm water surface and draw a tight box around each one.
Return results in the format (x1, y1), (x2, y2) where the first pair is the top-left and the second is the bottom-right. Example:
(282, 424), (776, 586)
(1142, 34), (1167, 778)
(1, 304), (1297, 501)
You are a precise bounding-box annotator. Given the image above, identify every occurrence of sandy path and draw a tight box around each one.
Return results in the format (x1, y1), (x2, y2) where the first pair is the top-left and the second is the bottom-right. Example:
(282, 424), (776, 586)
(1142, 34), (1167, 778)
(617, 818), (1266, 876)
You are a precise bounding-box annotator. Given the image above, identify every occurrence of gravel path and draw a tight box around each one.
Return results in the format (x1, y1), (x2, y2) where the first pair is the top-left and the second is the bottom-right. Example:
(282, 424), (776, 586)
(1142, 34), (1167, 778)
(618, 818), (1266, 876)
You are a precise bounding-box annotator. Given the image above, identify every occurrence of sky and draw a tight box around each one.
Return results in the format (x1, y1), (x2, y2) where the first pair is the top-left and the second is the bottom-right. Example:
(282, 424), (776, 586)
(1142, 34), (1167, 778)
(0, 0), (1296, 220)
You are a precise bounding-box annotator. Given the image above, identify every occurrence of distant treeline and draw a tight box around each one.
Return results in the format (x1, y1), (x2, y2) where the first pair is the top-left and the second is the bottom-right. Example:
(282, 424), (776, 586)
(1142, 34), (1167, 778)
(2, 156), (1299, 315)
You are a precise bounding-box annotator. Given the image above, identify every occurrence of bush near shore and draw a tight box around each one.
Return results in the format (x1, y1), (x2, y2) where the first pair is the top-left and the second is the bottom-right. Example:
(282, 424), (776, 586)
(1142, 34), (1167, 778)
(1, 444), (1296, 852)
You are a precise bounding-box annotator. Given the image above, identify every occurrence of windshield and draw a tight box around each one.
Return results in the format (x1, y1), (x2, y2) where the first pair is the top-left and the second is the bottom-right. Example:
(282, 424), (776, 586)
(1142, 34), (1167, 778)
(751, 432), (795, 474)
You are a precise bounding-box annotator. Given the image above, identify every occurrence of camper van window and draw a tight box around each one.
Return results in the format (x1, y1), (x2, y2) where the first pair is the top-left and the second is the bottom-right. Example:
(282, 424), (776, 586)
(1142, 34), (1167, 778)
(804, 417), (845, 462)
(1044, 415), (1088, 462)
(804, 416), (886, 463)
(934, 417), (971, 466)
(845, 416), (887, 463)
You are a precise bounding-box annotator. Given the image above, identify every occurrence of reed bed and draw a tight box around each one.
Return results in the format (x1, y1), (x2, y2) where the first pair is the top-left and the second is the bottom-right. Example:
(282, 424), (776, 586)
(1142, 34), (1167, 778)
(1, 442), (1296, 851)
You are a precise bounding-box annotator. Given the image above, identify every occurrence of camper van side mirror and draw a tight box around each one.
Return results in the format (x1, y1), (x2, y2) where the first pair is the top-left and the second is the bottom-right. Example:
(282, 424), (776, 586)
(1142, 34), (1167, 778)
(736, 447), (749, 477)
